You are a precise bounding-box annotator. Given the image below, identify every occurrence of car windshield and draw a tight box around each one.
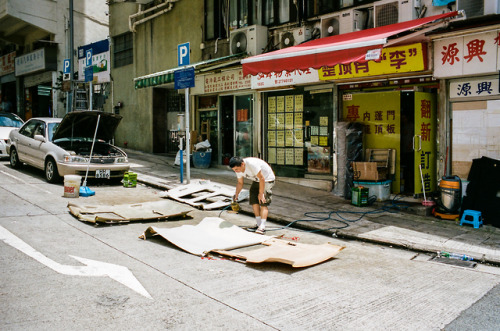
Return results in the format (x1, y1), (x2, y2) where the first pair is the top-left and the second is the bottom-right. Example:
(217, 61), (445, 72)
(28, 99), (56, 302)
(0, 114), (23, 128)
(48, 122), (59, 142)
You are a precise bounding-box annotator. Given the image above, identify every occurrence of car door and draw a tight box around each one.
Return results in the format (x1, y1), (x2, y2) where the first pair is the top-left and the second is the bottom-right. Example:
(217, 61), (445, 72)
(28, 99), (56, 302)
(14, 120), (38, 165)
(30, 121), (47, 169)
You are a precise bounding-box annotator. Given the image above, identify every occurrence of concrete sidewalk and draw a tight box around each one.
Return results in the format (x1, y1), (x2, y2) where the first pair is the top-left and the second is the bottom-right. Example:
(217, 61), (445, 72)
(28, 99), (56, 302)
(126, 149), (500, 265)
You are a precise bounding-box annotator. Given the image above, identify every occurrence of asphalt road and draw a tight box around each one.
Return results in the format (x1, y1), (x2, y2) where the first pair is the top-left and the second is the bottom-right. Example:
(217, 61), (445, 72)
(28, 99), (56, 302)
(1, 160), (499, 330)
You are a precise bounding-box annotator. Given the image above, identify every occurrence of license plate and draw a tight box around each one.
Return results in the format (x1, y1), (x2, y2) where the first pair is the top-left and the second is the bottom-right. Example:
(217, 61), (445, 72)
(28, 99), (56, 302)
(95, 169), (110, 179)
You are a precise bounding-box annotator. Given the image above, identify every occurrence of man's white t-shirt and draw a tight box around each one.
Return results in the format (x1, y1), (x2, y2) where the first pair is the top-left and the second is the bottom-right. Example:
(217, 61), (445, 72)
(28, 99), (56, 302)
(236, 157), (275, 182)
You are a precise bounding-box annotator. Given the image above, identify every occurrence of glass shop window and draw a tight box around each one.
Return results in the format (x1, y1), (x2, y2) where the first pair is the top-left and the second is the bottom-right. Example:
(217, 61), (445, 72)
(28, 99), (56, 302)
(263, 0), (296, 26)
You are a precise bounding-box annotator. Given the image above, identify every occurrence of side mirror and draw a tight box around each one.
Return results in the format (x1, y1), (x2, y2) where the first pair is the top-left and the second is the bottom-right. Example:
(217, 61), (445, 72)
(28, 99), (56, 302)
(34, 134), (46, 143)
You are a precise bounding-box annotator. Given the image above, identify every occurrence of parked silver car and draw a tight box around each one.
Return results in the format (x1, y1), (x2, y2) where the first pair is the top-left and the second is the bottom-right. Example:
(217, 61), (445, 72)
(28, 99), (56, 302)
(0, 112), (24, 158)
(7, 111), (129, 183)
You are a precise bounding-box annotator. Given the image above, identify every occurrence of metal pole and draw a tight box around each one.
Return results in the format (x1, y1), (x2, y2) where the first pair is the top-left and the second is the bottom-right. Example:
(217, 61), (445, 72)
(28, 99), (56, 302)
(68, 0), (74, 113)
(89, 81), (93, 111)
(179, 137), (184, 184)
(185, 87), (190, 184)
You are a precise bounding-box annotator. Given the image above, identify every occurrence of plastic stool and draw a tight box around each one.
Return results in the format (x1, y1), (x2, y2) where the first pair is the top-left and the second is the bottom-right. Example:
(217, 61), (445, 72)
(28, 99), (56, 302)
(460, 210), (483, 229)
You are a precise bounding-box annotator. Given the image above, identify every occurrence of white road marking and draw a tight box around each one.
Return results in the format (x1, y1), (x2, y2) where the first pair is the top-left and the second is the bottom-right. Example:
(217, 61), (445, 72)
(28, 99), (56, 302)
(0, 170), (53, 194)
(0, 225), (152, 299)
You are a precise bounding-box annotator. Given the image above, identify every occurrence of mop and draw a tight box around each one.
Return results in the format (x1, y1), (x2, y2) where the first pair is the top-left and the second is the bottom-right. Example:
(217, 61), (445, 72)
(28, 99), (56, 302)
(419, 164), (435, 206)
(79, 114), (101, 197)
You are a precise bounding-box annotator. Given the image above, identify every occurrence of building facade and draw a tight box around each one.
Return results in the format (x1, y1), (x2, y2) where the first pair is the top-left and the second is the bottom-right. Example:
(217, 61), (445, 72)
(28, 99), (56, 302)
(108, 0), (500, 196)
(0, 0), (109, 120)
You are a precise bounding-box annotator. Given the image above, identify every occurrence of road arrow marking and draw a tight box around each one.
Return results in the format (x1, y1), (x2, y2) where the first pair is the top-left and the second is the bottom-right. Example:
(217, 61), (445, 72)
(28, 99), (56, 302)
(0, 225), (152, 299)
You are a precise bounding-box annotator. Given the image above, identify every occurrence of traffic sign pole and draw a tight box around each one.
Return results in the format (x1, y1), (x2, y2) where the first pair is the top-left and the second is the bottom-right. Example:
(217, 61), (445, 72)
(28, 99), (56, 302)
(185, 87), (190, 184)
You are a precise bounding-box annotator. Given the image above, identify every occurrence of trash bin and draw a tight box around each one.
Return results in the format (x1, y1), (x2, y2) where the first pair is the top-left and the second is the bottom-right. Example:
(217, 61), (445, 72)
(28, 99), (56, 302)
(193, 151), (211, 168)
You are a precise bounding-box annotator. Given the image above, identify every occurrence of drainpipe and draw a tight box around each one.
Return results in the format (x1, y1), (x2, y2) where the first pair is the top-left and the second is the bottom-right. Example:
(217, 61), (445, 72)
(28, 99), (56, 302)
(129, 0), (180, 33)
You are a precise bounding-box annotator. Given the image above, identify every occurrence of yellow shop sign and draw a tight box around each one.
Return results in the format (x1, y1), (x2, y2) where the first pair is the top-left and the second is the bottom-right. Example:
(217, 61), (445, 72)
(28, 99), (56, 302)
(319, 43), (426, 80)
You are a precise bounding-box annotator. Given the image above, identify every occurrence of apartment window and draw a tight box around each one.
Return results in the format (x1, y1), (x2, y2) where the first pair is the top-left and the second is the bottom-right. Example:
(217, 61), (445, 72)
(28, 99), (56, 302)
(304, 0), (339, 18)
(228, 0), (264, 31)
(205, 0), (228, 40)
(113, 32), (133, 68)
(263, 0), (297, 26)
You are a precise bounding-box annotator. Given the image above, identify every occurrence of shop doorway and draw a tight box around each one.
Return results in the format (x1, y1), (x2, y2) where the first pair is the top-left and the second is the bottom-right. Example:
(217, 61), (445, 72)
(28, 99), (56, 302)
(342, 90), (437, 196)
(220, 96), (234, 165)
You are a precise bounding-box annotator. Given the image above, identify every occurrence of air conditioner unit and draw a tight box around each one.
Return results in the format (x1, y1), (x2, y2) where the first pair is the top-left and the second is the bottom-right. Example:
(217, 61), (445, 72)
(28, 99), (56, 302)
(457, 0), (500, 18)
(320, 9), (367, 38)
(374, 0), (417, 27)
(229, 25), (268, 56)
(279, 27), (312, 48)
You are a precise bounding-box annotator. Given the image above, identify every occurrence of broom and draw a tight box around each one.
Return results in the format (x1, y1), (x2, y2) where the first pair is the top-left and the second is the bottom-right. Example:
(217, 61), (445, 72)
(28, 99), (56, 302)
(79, 114), (101, 197)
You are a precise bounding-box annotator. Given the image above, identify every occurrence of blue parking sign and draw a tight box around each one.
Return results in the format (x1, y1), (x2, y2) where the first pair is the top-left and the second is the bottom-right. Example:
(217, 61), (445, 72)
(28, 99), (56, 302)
(86, 49), (93, 67)
(178, 42), (190, 66)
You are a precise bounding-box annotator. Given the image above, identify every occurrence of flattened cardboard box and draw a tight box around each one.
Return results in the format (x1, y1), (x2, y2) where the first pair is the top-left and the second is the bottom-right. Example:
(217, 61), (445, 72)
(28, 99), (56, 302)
(352, 162), (387, 181)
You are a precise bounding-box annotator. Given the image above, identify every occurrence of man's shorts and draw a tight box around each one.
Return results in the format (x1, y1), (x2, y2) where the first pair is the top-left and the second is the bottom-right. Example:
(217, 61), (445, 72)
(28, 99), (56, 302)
(249, 181), (274, 207)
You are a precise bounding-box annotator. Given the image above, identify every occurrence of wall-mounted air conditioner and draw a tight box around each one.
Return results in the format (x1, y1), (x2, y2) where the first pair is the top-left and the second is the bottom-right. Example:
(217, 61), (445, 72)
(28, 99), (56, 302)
(229, 25), (268, 55)
(321, 9), (368, 38)
(374, 0), (417, 27)
(457, 0), (500, 18)
(279, 27), (312, 48)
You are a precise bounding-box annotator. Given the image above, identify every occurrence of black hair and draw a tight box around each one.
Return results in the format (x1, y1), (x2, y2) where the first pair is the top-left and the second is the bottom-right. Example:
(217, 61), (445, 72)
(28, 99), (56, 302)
(229, 156), (243, 168)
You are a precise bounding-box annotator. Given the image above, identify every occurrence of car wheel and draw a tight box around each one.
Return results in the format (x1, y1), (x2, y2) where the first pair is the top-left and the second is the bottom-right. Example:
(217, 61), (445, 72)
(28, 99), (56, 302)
(10, 148), (22, 169)
(45, 158), (60, 183)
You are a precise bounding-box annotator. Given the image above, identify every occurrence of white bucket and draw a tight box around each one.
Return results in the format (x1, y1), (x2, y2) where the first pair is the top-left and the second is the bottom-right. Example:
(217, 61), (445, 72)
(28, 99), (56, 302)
(64, 175), (81, 198)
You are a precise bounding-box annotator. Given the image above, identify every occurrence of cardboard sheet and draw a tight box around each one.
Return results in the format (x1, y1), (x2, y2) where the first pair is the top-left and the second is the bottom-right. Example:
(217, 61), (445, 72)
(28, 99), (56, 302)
(139, 217), (272, 256)
(162, 179), (248, 210)
(68, 200), (192, 224)
(214, 238), (345, 268)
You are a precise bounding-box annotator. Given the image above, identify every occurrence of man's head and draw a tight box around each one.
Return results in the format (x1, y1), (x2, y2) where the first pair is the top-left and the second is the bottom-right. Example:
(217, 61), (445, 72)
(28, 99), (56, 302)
(229, 156), (245, 173)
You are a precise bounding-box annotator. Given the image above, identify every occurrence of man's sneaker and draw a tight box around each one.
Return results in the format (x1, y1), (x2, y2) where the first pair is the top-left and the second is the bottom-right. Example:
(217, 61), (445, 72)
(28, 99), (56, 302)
(255, 227), (265, 235)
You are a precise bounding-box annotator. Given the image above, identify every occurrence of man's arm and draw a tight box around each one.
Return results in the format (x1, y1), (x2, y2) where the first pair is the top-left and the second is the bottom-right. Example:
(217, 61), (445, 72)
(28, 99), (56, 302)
(234, 176), (244, 201)
(256, 171), (266, 204)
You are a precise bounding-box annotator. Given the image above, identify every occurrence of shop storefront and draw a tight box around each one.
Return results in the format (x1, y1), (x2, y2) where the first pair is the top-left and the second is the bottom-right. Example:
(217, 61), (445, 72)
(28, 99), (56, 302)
(15, 47), (57, 119)
(433, 28), (500, 180)
(192, 68), (255, 165)
(0, 51), (17, 115)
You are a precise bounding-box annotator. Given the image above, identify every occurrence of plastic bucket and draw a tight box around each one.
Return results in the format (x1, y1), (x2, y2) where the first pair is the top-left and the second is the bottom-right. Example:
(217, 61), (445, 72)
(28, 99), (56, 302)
(193, 151), (211, 168)
(64, 175), (81, 198)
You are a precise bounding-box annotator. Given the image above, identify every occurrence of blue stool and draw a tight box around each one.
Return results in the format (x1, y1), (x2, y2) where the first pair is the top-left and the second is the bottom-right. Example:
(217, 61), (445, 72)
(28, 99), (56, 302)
(460, 210), (483, 229)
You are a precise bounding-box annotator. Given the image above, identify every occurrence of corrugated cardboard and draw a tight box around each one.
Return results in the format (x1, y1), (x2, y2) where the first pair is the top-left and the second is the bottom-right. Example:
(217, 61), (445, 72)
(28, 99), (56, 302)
(352, 162), (387, 181)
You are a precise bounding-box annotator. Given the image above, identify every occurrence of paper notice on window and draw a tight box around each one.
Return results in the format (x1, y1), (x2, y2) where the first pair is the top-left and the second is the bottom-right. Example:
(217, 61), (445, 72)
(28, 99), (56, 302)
(268, 130), (276, 147)
(268, 148), (276, 164)
(295, 95), (303, 112)
(268, 113), (276, 130)
(311, 136), (319, 146)
(295, 148), (303, 165)
(277, 113), (285, 130)
(277, 148), (285, 165)
(319, 136), (328, 146)
(268, 96), (276, 113)
(285, 130), (294, 146)
(276, 130), (285, 147)
(286, 95), (294, 112)
(285, 113), (294, 129)
(294, 129), (303, 147)
(311, 126), (319, 135)
(294, 112), (303, 128)
(285, 148), (294, 165)
(320, 116), (328, 126)
(319, 126), (328, 136)
(277, 96), (285, 112)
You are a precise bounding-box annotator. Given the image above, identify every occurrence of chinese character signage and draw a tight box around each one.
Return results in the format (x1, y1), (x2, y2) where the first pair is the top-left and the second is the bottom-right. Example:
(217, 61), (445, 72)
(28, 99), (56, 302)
(413, 93), (437, 194)
(434, 31), (500, 78)
(251, 68), (319, 89)
(319, 43), (426, 80)
(0, 52), (16, 76)
(204, 69), (251, 93)
(77, 39), (110, 83)
(449, 76), (499, 99)
(15, 49), (46, 76)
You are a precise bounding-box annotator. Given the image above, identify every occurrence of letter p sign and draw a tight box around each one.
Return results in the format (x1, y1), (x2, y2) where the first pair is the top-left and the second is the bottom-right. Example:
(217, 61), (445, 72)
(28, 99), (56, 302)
(178, 42), (190, 67)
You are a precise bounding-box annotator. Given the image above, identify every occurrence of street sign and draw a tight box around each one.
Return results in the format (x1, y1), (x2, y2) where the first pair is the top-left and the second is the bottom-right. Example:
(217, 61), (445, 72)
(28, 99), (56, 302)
(85, 66), (93, 82)
(178, 42), (190, 66)
(86, 49), (93, 67)
(174, 67), (195, 89)
(63, 59), (70, 74)
(63, 73), (71, 81)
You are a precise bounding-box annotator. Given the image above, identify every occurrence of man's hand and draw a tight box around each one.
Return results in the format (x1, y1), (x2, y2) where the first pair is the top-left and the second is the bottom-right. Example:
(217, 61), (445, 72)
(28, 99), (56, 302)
(258, 192), (266, 204)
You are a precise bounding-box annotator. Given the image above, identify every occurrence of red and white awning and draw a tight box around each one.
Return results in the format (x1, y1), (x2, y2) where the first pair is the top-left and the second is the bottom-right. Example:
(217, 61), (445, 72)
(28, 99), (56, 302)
(242, 11), (459, 76)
